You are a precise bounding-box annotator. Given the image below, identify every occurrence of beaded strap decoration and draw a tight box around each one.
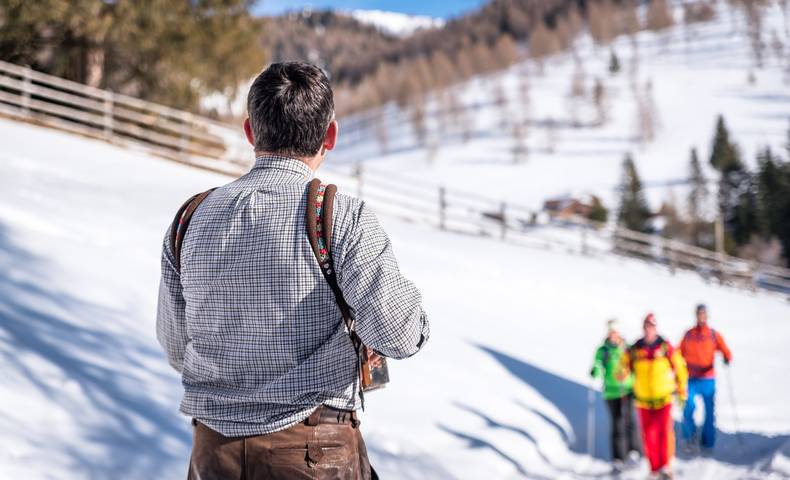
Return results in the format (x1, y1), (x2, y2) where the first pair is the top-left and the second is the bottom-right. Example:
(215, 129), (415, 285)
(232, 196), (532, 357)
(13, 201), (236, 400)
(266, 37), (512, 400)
(314, 184), (330, 265)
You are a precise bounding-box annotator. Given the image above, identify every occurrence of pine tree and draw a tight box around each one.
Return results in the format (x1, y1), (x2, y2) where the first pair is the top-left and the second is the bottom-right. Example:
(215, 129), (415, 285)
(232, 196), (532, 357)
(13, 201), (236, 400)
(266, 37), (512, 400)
(756, 147), (781, 237)
(635, 80), (658, 143)
(593, 78), (607, 125)
(528, 21), (561, 71)
(589, 196), (609, 223)
(410, 98), (428, 148)
(622, 0), (641, 38)
(659, 193), (687, 241)
(777, 163), (790, 266)
(588, 0), (615, 45)
(709, 115), (751, 249)
(511, 121), (528, 164)
(617, 153), (652, 232)
(568, 60), (586, 128)
(646, 0), (675, 32)
(430, 50), (456, 89)
(730, 174), (759, 247)
(493, 34), (519, 69)
(710, 116), (742, 172)
(492, 80), (509, 129)
(687, 147), (709, 246)
(609, 50), (621, 74)
(0, 0), (264, 111)
(755, 147), (790, 265)
(785, 119), (790, 160)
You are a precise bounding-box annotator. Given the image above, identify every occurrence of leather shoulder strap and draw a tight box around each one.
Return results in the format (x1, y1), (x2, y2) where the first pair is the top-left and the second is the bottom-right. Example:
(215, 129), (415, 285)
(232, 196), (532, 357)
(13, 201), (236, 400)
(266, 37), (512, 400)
(169, 187), (217, 273)
(305, 179), (357, 338)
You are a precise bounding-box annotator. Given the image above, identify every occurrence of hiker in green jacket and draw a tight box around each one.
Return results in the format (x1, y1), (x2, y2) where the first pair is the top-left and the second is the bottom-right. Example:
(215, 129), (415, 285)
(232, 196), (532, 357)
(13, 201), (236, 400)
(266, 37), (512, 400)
(590, 319), (642, 471)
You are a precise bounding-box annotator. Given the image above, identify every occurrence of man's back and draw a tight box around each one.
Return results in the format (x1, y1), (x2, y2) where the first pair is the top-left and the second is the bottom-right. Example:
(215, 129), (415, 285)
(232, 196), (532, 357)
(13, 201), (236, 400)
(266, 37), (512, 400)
(158, 61), (428, 479)
(157, 155), (429, 437)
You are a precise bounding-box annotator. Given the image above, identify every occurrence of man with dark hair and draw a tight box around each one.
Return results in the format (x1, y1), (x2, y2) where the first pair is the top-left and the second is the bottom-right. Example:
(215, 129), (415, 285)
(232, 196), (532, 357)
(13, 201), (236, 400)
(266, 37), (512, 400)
(157, 62), (430, 479)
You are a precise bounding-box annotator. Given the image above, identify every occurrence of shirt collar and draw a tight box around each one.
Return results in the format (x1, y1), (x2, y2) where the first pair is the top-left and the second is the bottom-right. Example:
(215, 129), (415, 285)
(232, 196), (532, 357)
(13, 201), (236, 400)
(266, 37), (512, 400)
(250, 154), (314, 181)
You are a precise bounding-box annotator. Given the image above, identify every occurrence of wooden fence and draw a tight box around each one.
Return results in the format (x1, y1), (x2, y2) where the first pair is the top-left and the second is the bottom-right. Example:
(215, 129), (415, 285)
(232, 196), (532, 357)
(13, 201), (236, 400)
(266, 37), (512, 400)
(348, 164), (790, 294)
(0, 59), (249, 176)
(2, 59), (788, 295)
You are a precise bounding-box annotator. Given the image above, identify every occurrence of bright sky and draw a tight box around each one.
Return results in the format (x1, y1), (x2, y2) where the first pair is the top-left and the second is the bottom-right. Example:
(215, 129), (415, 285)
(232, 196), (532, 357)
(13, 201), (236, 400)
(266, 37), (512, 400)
(252, 0), (487, 18)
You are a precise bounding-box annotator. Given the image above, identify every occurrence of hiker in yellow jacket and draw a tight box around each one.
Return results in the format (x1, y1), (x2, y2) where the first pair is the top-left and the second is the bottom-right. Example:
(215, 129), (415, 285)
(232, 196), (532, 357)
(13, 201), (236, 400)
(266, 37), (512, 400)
(619, 314), (688, 480)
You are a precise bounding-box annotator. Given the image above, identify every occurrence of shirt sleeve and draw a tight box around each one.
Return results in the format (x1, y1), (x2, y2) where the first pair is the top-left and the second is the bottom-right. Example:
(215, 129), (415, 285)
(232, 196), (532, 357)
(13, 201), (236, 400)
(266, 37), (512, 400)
(336, 202), (429, 359)
(672, 348), (689, 398)
(590, 347), (603, 378)
(679, 332), (688, 359)
(715, 331), (733, 362)
(156, 224), (189, 373)
(617, 348), (632, 381)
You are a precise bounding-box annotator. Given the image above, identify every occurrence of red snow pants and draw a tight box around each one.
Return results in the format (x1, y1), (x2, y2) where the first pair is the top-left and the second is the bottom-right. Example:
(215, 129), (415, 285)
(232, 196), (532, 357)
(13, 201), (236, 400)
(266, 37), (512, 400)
(637, 404), (674, 472)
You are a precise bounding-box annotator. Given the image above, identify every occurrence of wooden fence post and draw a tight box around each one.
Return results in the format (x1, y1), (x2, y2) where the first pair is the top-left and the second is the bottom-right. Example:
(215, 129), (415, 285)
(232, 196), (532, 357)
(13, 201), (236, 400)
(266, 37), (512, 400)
(714, 214), (725, 256)
(500, 202), (507, 240)
(21, 65), (32, 115)
(354, 163), (364, 200)
(666, 239), (677, 275)
(179, 111), (191, 158)
(439, 186), (447, 230)
(581, 219), (588, 255)
(103, 91), (114, 139)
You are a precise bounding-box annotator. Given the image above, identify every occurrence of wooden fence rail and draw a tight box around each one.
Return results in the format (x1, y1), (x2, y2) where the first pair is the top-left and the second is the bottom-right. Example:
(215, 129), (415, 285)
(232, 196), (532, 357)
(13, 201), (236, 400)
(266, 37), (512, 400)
(350, 163), (790, 295)
(0, 59), (247, 175)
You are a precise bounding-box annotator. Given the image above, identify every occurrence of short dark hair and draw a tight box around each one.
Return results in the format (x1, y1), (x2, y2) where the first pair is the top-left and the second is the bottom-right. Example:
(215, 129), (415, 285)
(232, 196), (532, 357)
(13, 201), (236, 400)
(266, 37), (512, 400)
(247, 62), (334, 157)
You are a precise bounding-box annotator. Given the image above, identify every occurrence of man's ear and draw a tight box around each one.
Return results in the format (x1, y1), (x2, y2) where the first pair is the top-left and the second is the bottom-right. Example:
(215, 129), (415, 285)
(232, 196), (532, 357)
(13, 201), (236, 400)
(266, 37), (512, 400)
(243, 118), (255, 147)
(323, 120), (338, 151)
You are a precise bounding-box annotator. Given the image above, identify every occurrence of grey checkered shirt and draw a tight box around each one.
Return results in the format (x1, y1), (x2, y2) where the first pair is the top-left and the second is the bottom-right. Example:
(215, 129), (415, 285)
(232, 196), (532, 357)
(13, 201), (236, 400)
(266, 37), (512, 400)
(157, 155), (429, 437)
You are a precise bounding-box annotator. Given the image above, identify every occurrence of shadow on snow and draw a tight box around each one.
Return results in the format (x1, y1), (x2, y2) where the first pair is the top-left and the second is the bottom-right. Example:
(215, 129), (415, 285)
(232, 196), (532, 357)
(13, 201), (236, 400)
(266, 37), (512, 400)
(473, 343), (789, 467)
(0, 222), (190, 478)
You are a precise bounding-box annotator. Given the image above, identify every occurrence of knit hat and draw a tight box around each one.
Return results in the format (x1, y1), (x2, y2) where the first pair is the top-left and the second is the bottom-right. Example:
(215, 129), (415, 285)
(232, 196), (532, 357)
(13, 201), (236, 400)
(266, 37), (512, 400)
(606, 318), (619, 333)
(643, 313), (657, 327)
(696, 303), (707, 313)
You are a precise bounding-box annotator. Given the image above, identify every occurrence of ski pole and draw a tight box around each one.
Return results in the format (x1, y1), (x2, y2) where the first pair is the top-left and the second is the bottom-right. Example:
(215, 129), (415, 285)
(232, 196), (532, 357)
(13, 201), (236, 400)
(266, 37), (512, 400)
(587, 383), (596, 456)
(724, 365), (744, 449)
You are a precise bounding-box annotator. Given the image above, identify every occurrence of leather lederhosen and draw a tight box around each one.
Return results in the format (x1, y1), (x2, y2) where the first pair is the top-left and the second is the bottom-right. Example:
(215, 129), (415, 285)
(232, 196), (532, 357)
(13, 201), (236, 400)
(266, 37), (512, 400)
(188, 406), (377, 480)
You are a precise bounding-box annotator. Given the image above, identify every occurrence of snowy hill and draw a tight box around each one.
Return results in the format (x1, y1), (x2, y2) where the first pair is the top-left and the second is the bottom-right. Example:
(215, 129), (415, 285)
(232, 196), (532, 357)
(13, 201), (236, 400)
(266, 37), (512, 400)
(346, 9), (445, 37)
(332, 2), (790, 217)
(2, 114), (790, 480)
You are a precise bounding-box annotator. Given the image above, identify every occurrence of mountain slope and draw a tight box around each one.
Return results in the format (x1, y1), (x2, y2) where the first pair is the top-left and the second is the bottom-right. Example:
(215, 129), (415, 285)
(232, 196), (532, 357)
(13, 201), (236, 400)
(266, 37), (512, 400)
(332, 3), (790, 218)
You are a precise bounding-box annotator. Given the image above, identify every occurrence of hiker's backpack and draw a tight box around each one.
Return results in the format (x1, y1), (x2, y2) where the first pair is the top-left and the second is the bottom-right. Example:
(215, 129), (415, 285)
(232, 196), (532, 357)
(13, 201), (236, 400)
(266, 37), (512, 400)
(169, 181), (389, 401)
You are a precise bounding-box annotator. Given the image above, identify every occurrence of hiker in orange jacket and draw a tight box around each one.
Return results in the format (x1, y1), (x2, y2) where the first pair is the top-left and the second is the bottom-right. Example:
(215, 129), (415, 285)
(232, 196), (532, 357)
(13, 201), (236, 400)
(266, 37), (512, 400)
(619, 314), (687, 479)
(679, 304), (732, 452)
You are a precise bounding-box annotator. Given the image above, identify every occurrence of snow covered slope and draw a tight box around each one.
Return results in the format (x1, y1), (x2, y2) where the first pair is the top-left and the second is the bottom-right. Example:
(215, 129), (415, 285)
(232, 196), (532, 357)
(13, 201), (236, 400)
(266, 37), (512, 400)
(333, 3), (790, 215)
(346, 10), (445, 37)
(1, 115), (789, 479)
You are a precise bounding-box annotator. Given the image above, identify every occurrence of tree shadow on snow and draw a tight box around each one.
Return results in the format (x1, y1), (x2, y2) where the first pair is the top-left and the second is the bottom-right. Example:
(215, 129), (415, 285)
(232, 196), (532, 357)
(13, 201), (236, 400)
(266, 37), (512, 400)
(364, 439), (458, 480)
(476, 343), (611, 460)
(436, 424), (552, 480)
(452, 402), (559, 468)
(476, 343), (789, 467)
(0, 223), (190, 478)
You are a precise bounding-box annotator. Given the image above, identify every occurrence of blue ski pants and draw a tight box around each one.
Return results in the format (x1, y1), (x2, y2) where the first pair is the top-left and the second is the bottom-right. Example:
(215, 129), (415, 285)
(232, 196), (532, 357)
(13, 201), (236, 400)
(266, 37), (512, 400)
(682, 378), (716, 448)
